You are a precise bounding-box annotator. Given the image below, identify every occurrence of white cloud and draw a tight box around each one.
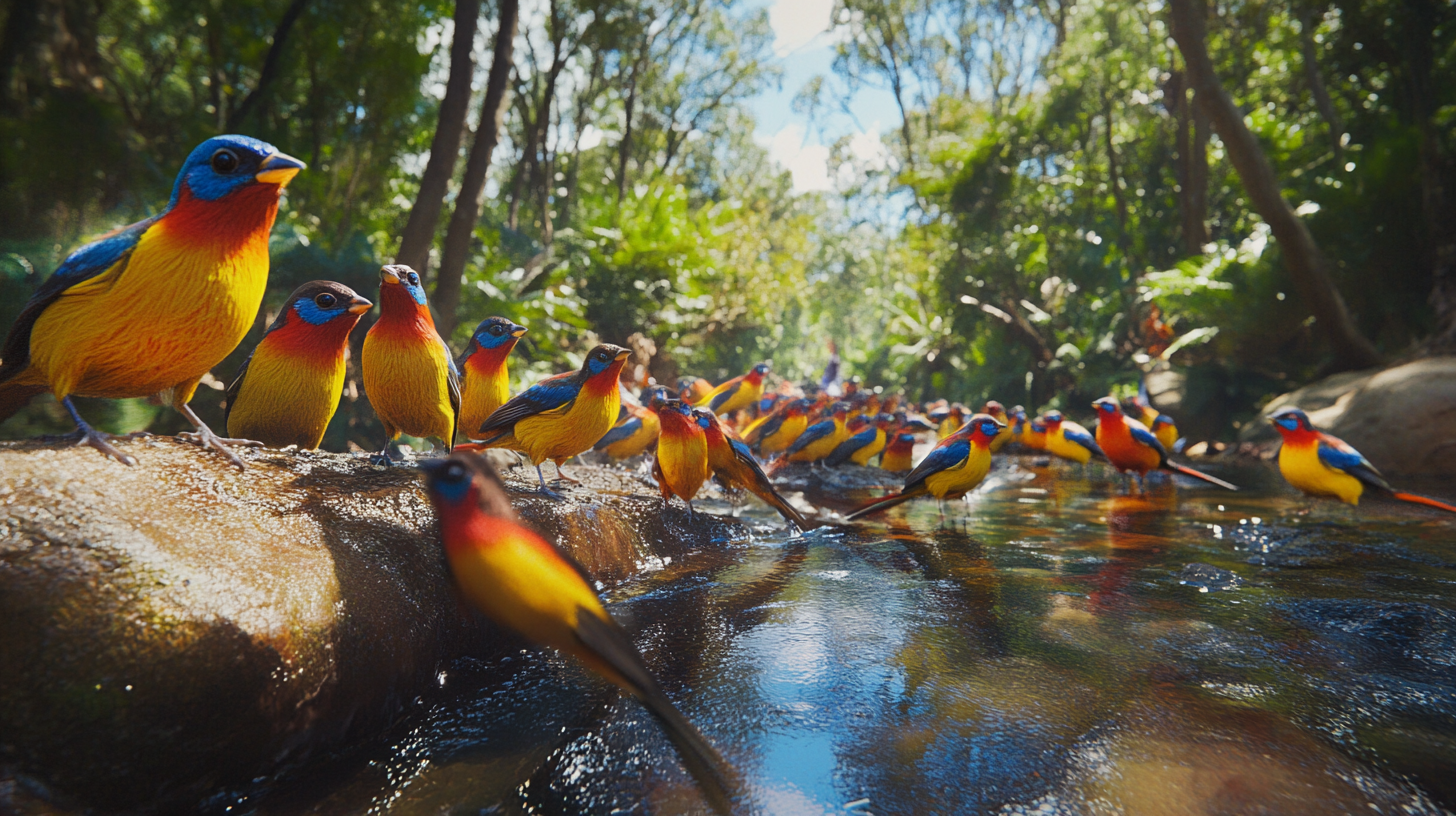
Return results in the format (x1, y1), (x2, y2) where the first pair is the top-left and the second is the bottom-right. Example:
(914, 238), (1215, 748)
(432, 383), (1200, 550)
(767, 124), (831, 193)
(769, 0), (834, 56)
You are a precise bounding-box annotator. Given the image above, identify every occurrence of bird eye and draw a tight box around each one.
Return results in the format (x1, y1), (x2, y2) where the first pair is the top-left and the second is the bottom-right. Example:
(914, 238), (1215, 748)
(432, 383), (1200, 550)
(315, 293), (337, 308)
(489, 325), (503, 335)
(407, 272), (420, 285)
(211, 149), (239, 174)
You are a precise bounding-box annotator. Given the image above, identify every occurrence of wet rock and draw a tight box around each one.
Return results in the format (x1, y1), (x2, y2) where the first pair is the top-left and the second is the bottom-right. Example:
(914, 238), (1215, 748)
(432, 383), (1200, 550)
(769, 461), (903, 497)
(1177, 563), (1243, 592)
(1239, 356), (1456, 476)
(0, 438), (744, 813)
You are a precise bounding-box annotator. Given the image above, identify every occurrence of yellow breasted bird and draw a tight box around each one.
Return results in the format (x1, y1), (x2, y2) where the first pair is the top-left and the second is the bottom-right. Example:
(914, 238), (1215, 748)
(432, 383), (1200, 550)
(1092, 398), (1237, 492)
(825, 412), (893, 467)
(362, 265), (460, 462)
(1269, 408), (1456, 513)
(695, 408), (813, 530)
(695, 362), (771, 416)
(652, 399), (709, 516)
(783, 401), (851, 464)
(464, 344), (630, 496)
(457, 316), (526, 441)
(982, 400), (1014, 452)
(936, 403), (968, 440)
(224, 281), (371, 449)
(594, 386), (668, 460)
(846, 413), (1004, 520)
(419, 453), (741, 813)
(1123, 384), (1180, 452)
(0, 135), (305, 468)
(879, 427), (918, 473)
(1039, 410), (1104, 465)
(750, 397), (813, 456)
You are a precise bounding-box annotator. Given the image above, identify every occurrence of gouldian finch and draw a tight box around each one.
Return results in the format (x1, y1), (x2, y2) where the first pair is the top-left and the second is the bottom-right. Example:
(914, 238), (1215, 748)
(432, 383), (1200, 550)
(879, 428), (918, 473)
(466, 344), (630, 496)
(784, 401), (851, 464)
(652, 399), (709, 515)
(982, 400), (1014, 452)
(418, 453), (741, 813)
(695, 408), (812, 530)
(594, 386), (667, 460)
(845, 413), (1004, 520)
(1092, 397), (1237, 491)
(750, 397), (812, 455)
(1039, 410), (1104, 464)
(0, 135), (304, 468)
(1268, 408), (1456, 513)
(825, 412), (893, 467)
(362, 265), (460, 461)
(457, 316), (526, 441)
(224, 281), (371, 449)
(695, 362), (771, 416)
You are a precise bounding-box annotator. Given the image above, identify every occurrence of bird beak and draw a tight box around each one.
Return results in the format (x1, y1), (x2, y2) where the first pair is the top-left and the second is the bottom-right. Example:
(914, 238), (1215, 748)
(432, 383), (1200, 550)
(614, 350), (630, 361)
(255, 152), (306, 186)
(511, 326), (527, 337)
(348, 297), (373, 315)
(381, 268), (402, 285)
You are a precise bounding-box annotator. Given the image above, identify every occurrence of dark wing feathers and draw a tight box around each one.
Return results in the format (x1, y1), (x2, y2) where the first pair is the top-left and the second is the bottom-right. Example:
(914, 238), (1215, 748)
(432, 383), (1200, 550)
(1317, 434), (1392, 491)
(222, 350), (256, 426)
(477, 369), (581, 434)
(1126, 423), (1168, 464)
(1062, 426), (1104, 459)
(593, 416), (643, 450)
(902, 439), (970, 490)
(707, 377), (742, 412)
(825, 427), (874, 466)
(784, 418), (833, 455)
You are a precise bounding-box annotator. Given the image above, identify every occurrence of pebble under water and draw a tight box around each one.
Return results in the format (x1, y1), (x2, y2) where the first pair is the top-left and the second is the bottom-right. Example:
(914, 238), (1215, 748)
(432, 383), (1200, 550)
(244, 460), (1456, 816)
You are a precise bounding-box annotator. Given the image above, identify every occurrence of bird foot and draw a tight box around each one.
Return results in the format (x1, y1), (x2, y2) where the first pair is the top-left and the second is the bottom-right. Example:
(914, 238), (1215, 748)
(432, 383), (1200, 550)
(539, 485), (567, 501)
(369, 453), (396, 467)
(69, 427), (138, 466)
(177, 429), (259, 471)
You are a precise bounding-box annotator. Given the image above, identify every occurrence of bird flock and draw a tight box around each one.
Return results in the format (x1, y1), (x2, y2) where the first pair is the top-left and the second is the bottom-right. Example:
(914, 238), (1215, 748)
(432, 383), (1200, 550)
(3, 135), (1453, 815)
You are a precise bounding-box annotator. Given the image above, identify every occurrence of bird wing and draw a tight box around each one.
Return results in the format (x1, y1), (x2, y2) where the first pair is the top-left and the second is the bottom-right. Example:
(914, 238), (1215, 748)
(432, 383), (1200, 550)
(748, 412), (784, 445)
(1126, 422), (1169, 464)
(442, 335), (462, 446)
(477, 370), (580, 434)
(784, 419), (833, 455)
(1061, 424), (1105, 459)
(222, 349), (256, 426)
(825, 427), (874, 466)
(1317, 433), (1392, 491)
(902, 438), (970, 490)
(0, 216), (157, 384)
(704, 377), (743, 412)
(730, 438), (770, 480)
(593, 416), (643, 450)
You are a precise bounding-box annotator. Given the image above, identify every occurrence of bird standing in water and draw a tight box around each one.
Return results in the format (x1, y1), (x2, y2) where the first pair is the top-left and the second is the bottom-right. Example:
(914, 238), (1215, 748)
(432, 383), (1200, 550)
(696, 408), (812, 530)
(653, 399), (709, 516)
(695, 362), (771, 417)
(465, 344), (630, 496)
(1040, 410), (1104, 465)
(0, 135), (305, 468)
(846, 413), (1005, 520)
(1092, 398), (1237, 492)
(362, 265), (459, 462)
(225, 281), (371, 449)
(418, 453), (741, 814)
(1268, 408), (1456, 513)
(457, 317), (526, 441)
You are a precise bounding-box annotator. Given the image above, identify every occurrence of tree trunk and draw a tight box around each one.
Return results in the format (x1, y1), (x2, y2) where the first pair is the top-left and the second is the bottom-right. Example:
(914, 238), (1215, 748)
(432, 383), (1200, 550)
(393, 0), (482, 278)
(226, 0), (311, 130)
(432, 0), (519, 342)
(1169, 0), (1382, 371)
(616, 50), (645, 205)
(1296, 5), (1344, 167)
(1188, 90), (1210, 247)
(1402, 0), (1456, 350)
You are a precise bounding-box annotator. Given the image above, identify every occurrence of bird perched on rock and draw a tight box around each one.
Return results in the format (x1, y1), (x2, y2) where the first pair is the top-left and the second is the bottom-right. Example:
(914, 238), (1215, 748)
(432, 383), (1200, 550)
(846, 413), (1004, 520)
(0, 135), (305, 468)
(224, 281), (371, 449)
(1092, 398), (1237, 491)
(362, 265), (459, 462)
(457, 317), (526, 440)
(594, 386), (667, 460)
(749, 397), (813, 456)
(696, 408), (812, 530)
(695, 361), (771, 417)
(465, 344), (630, 496)
(982, 401), (1014, 453)
(1268, 408), (1456, 513)
(1040, 410), (1104, 464)
(653, 399), (709, 515)
(784, 401), (851, 464)
(418, 453), (741, 814)
(879, 427), (918, 473)
(825, 412), (893, 467)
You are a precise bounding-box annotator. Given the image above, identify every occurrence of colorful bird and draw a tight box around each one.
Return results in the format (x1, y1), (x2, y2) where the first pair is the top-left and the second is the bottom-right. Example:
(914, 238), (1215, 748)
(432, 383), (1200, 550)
(1039, 410), (1104, 464)
(825, 412), (893, 467)
(1092, 397), (1238, 491)
(653, 399), (709, 515)
(678, 376), (714, 404)
(466, 344), (631, 496)
(1149, 414), (1180, 453)
(749, 397), (813, 455)
(879, 428), (918, 473)
(695, 409), (812, 530)
(361, 265), (459, 461)
(418, 453), (740, 813)
(1021, 417), (1049, 452)
(784, 401), (852, 464)
(936, 404), (968, 440)
(224, 281), (371, 449)
(594, 386), (667, 460)
(0, 135), (305, 468)
(1123, 383), (1180, 452)
(1268, 408), (1456, 513)
(982, 400), (1014, 452)
(845, 413), (1004, 520)
(457, 316), (526, 441)
(695, 362), (771, 416)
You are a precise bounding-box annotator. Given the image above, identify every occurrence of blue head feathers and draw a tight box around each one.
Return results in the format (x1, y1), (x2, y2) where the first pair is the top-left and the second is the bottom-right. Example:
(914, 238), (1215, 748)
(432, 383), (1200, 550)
(380, 264), (428, 305)
(583, 344), (628, 377)
(471, 316), (527, 350)
(173, 135), (305, 204)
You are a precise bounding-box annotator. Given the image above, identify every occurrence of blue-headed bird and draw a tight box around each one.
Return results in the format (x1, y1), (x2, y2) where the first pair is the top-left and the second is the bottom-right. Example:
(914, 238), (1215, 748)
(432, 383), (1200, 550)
(879, 427), (918, 474)
(695, 408), (812, 530)
(694, 362), (770, 417)
(224, 281), (370, 449)
(418, 453), (741, 813)
(1092, 397), (1237, 491)
(0, 135), (305, 468)
(1269, 408), (1456, 513)
(1040, 410), (1104, 464)
(982, 400), (1014, 453)
(361, 265), (459, 461)
(457, 317), (526, 441)
(845, 413), (1004, 520)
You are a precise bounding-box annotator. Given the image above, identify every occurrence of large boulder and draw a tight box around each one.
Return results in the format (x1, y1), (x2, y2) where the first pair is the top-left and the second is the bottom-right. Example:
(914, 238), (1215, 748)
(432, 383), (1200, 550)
(1239, 356), (1456, 476)
(0, 439), (744, 813)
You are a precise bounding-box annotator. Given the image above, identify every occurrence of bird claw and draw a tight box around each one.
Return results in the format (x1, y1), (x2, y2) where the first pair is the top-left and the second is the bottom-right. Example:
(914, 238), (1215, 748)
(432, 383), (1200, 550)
(539, 485), (567, 501)
(369, 453), (396, 467)
(70, 427), (137, 466)
(176, 429), (254, 471)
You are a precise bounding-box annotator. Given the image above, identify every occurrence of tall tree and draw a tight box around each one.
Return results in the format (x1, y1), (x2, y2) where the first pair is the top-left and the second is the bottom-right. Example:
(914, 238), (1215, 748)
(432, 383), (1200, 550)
(1169, 0), (1382, 371)
(394, 0), (482, 278)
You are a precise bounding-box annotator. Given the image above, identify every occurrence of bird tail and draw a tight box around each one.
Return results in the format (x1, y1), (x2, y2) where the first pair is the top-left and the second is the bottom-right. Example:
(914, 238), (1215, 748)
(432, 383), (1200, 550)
(1165, 462), (1239, 491)
(844, 486), (925, 520)
(0, 380), (47, 424)
(749, 481), (816, 531)
(1391, 491), (1456, 514)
